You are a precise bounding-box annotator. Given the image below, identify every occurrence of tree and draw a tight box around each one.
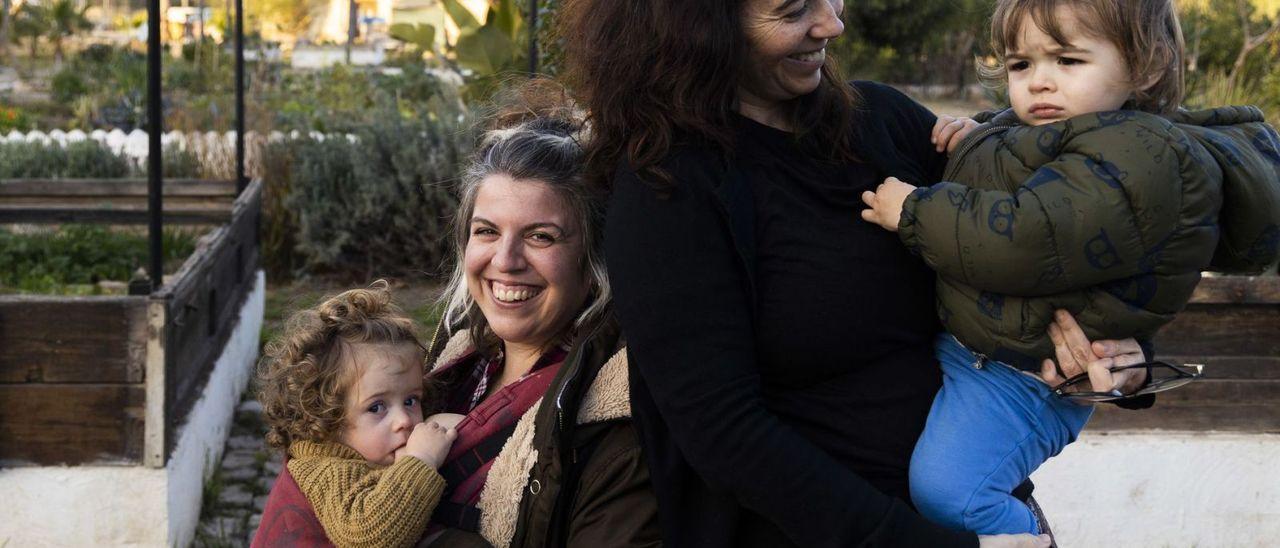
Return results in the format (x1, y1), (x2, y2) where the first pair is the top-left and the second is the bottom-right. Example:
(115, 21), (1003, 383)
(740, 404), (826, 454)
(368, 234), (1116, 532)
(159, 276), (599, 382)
(12, 3), (49, 63)
(250, 0), (325, 44)
(1229, 0), (1280, 90)
(834, 0), (992, 93)
(1, 0), (12, 60)
(46, 0), (90, 63)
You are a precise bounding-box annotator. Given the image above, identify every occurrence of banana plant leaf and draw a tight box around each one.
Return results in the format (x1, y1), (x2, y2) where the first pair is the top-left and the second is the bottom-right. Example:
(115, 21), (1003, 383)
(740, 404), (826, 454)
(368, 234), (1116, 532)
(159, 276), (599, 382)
(389, 23), (436, 52)
(454, 23), (516, 75)
(441, 0), (481, 32)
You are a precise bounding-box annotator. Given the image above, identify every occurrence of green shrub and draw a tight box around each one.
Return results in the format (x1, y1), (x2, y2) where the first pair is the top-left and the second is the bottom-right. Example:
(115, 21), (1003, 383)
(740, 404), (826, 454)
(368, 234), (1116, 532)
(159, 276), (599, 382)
(0, 106), (34, 132)
(264, 104), (473, 279)
(0, 225), (198, 294)
(1186, 68), (1280, 125)
(0, 140), (207, 179)
(259, 139), (302, 278)
(64, 140), (133, 177)
(51, 68), (90, 103)
(161, 145), (204, 178)
(0, 140), (132, 178)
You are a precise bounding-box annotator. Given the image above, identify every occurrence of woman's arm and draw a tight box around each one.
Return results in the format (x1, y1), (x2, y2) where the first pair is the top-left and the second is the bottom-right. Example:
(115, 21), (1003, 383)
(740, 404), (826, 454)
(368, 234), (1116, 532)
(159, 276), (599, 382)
(605, 159), (976, 548)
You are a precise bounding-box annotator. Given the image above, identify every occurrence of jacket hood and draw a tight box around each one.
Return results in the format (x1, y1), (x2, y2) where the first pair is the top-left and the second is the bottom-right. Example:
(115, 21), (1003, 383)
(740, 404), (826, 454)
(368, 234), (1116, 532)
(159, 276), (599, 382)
(1168, 105), (1280, 272)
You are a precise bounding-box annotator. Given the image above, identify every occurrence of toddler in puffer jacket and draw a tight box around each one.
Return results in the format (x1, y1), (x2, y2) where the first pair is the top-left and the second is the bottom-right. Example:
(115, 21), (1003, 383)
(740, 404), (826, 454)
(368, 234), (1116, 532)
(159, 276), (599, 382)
(859, 0), (1280, 537)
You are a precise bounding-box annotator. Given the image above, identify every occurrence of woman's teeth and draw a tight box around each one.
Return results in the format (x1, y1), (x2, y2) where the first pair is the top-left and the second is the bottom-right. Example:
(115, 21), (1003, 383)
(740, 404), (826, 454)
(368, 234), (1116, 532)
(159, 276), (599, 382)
(790, 49), (825, 63)
(495, 288), (536, 302)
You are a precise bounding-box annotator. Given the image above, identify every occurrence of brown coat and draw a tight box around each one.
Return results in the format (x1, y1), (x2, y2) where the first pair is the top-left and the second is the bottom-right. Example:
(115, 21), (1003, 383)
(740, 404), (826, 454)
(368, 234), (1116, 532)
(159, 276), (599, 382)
(426, 323), (661, 548)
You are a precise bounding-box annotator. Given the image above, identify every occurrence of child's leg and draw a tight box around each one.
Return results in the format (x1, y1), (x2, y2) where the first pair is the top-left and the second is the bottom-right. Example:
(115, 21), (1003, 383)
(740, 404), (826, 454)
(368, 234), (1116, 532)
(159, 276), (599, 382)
(909, 334), (1093, 535)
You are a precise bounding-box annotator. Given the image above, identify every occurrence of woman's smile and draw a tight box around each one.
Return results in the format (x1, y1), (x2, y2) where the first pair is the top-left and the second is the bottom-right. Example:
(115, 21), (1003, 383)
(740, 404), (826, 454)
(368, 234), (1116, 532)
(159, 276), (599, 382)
(489, 280), (544, 304)
(785, 47), (826, 68)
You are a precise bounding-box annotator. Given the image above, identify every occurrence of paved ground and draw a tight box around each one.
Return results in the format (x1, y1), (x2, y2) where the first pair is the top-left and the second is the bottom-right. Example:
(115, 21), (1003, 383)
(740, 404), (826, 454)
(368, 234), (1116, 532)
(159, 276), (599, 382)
(194, 398), (279, 548)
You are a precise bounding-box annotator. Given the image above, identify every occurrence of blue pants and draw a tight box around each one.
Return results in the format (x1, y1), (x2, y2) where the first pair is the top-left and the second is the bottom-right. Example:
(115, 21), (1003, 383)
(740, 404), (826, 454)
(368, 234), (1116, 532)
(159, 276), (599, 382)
(909, 334), (1094, 535)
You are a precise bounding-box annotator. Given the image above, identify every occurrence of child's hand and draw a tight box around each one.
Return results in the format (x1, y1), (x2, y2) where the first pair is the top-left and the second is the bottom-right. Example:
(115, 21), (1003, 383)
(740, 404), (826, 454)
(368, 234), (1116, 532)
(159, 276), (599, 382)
(860, 177), (917, 232)
(397, 421), (457, 469)
(932, 115), (980, 153)
(425, 412), (465, 431)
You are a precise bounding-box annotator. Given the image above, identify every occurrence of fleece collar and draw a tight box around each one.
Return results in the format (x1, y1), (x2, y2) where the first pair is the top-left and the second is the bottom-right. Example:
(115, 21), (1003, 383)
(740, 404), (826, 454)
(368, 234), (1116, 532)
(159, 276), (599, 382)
(428, 331), (630, 547)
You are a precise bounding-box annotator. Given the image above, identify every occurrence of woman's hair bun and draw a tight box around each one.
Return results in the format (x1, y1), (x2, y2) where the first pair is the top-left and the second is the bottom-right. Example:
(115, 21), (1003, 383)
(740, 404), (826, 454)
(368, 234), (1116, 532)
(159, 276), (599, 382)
(524, 116), (579, 137)
(487, 77), (583, 133)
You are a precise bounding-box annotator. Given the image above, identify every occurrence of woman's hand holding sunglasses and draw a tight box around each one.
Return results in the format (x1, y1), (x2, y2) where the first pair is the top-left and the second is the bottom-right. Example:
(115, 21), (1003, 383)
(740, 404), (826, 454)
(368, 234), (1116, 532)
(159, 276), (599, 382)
(1038, 310), (1149, 400)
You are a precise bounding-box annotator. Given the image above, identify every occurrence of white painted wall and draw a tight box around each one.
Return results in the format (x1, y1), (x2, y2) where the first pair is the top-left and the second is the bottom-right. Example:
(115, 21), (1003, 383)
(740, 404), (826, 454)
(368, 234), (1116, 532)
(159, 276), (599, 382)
(1032, 431), (1280, 547)
(167, 270), (266, 548)
(0, 466), (169, 546)
(0, 271), (265, 548)
(290, 45), (387, 68)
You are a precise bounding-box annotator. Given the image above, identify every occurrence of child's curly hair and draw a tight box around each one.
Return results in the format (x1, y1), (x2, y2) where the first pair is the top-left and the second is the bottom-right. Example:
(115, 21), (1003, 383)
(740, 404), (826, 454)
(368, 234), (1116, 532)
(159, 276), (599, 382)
(257, 281), (426, 450)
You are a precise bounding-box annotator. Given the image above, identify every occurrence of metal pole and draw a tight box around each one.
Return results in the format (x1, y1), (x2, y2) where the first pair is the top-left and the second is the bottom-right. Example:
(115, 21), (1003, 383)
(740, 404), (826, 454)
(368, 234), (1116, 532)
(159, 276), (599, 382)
(527, 0), (538, 74)
(147, 0), (164, 290)
(234, 0), (245, 194)
(346, 0), (357, 65)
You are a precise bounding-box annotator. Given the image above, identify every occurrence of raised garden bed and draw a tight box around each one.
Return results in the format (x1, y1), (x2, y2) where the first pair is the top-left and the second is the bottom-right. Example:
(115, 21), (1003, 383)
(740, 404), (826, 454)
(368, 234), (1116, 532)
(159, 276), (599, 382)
(0, 179), (262, 466)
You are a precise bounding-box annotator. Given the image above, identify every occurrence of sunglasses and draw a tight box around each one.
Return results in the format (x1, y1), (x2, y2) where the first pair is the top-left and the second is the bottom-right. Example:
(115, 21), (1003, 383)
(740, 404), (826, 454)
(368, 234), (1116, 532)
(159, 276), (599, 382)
(1052, 361), (1204, 403)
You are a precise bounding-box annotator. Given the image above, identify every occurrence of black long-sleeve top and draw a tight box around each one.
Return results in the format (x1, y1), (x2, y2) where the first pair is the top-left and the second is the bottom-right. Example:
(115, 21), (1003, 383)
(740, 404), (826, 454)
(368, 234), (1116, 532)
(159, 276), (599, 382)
(604, 82), (979, 547)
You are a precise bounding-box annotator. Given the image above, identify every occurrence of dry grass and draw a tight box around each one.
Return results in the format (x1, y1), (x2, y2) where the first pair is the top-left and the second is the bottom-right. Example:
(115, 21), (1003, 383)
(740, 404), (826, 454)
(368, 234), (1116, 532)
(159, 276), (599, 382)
(260, 277), (447, 349)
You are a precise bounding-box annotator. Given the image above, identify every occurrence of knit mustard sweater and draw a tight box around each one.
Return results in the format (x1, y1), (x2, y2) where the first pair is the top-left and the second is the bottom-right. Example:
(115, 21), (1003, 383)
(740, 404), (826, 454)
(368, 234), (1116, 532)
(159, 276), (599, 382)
(287, 440), (447, 548)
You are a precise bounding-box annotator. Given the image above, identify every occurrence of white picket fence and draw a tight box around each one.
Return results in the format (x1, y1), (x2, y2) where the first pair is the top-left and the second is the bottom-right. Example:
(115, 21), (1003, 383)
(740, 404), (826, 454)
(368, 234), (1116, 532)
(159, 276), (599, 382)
(1, 129), (357, 178)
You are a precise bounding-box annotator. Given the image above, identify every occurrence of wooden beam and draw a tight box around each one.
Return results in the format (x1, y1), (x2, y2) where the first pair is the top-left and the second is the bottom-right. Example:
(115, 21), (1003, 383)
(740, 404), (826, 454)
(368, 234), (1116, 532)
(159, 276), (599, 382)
(0, 297), (148, 384)
(1091, 401), (1280, 433)
(145, 298), (166, 468)
(0, 383), (146, 466)
(1189, 275), (1280, 304)
(1153, 304), (1280, 357)
(0, 207), (231, 224)
(0, 179), (236, 197)
(157, 179), (263, 461)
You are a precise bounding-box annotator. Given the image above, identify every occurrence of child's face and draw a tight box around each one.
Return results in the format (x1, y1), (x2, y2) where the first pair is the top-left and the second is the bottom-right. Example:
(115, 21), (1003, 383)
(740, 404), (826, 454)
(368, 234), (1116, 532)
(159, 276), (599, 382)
(1006, 6), (1137, 125)
(337, 343), (426, 466)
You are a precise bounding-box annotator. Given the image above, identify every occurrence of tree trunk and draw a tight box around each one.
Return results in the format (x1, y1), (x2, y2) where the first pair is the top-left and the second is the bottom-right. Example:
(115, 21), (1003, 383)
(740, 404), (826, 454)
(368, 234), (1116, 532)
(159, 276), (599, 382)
(0, 0), (12, 60)
(952, 31), (976, 99)
(1228, 0), (1280, 90)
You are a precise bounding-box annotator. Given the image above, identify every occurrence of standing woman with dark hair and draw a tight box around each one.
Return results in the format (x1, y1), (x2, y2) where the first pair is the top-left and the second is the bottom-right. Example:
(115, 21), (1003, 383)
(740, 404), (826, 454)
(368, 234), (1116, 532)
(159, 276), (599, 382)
(558, 1), (1153, 547)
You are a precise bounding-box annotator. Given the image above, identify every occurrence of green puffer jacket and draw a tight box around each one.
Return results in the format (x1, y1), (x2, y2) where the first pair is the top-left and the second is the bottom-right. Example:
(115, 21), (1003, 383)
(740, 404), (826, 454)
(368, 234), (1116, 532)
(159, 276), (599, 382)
(899, 106), (1280, 370)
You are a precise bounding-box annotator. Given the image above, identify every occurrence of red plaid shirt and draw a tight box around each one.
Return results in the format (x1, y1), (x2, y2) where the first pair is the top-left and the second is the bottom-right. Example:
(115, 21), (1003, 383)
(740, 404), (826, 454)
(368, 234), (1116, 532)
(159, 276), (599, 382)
(445, 343), (570, 414)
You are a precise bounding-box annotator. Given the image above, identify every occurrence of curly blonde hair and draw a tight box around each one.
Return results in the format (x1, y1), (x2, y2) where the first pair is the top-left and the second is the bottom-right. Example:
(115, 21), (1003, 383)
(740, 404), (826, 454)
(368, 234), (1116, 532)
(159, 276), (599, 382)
(257, 281), (426, 450)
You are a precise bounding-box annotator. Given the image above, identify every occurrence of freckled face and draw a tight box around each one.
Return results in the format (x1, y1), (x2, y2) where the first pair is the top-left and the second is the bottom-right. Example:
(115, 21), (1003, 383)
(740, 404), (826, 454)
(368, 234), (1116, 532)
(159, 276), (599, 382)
(1006, 6), (1137, 125)
(463, 175), (590, 351)
(337, 343), (425, 466)
(738, 0), (845, 111)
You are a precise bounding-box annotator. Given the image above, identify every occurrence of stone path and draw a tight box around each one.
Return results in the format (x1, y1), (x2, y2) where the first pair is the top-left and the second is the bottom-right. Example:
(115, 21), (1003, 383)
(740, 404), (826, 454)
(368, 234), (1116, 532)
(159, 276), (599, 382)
(194, 398), (280, 547)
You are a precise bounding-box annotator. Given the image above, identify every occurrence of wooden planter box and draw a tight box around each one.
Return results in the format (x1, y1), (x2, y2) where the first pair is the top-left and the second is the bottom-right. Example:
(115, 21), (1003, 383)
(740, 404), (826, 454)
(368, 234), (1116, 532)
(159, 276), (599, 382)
(1090, 275), (1280, 432)
(0, 179), (262, 467)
